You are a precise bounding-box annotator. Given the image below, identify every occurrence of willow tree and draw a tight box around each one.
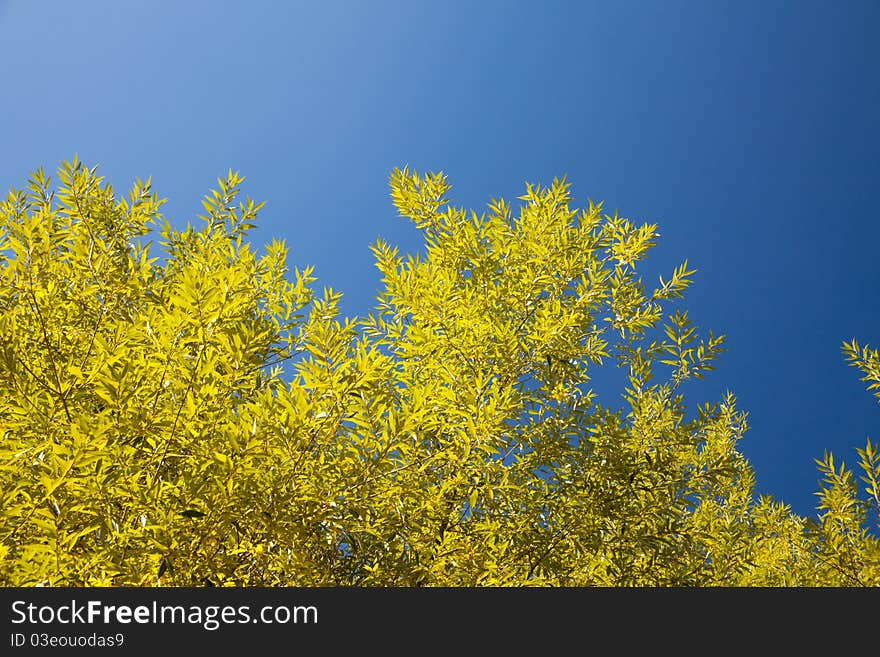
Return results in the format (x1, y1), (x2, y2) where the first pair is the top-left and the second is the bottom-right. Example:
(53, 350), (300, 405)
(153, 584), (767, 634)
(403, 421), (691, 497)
(0, 159), (877, 586)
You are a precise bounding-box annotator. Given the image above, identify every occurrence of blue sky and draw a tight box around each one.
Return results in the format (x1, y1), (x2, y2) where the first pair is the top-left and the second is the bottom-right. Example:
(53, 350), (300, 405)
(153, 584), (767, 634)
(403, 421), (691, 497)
(1, 0), (878, 520)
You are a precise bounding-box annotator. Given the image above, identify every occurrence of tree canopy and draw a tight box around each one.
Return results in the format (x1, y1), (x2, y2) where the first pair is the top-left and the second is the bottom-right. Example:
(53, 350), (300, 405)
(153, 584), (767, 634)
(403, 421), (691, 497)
(1, 159), (878, 586)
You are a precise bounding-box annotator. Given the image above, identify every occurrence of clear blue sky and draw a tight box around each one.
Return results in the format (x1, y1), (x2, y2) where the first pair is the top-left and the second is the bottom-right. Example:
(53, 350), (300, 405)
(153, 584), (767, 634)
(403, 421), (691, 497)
(1, 0), (878, 520)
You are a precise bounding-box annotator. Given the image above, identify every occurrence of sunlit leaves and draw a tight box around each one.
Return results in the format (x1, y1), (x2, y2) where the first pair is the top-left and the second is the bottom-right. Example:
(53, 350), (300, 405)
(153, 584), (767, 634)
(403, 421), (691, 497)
(844, 339), (880, 402)
(0, 162), (877, 587)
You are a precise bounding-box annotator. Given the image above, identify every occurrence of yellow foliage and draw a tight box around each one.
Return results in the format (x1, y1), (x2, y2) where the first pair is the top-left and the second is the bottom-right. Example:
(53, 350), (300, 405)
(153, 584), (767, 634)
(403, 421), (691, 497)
(0, 160), (877, 586)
